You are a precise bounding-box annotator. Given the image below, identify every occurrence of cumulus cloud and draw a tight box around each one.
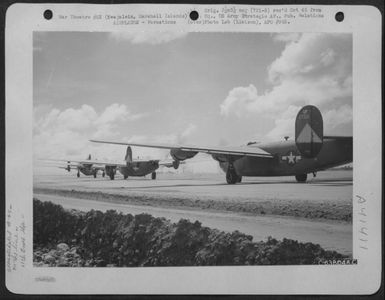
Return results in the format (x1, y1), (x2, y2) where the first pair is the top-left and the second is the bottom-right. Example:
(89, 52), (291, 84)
(109, 31), (188, 45)
(220, 33), (352, 139)
(323, 105), (353, 130)
(92, 103), (147, 140)
(179, 123), (197, 143)
(34, 103), (147, 160)
(265, 105), (301, 140)
(267, 33), (351, 83)
(220, 84), (259, 117)
(126, 123), (196, 146)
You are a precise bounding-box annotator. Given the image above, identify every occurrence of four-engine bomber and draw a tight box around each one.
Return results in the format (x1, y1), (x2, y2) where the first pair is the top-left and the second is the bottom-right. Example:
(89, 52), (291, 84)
(91, 105), (353, 184)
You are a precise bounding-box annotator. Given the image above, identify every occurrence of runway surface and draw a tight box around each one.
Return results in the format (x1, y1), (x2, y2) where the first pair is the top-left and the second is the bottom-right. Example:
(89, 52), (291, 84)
(33, 170), (353, 255)
(34, 170), (352, 202)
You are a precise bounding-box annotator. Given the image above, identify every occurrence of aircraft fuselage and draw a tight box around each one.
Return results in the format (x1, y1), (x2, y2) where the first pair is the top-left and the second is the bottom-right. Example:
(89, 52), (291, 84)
(119, 161), (159, 177)
(78, 164), (97, 176)
(219, 137), (352, 176)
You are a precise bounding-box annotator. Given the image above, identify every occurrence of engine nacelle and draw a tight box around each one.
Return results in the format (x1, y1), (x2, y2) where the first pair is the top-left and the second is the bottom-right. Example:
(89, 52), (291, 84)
(170, 149), (198, 161)
(172, 160), (180, 169)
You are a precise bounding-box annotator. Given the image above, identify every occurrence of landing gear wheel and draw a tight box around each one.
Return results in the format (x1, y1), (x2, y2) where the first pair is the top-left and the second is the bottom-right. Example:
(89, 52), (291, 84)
(226, 168), (240, 184)
(109, 173), (115, 180)
(295, 174), (307, 183)
(93, 172), (97, 178)
(102, 172), (105, 178)
(124, 175), (128, 180)
(77, 171), (80, 178)
(151, 172), (156, 180)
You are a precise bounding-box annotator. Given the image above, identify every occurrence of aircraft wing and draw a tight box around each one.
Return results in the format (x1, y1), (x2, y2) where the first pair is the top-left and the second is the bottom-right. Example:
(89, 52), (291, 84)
(90, 140), (274, 158)
(159, 160), (186, 167)
(47, 163), (78, 167)
(39, 160), (79, 167)
(41, 158), (127, 167)
(76, 160), (127, 167)
(40, 158), (74, 163)
(159, 161), (173, 167)
(57, 166), (77, 170)
(84, 159), (163, 166)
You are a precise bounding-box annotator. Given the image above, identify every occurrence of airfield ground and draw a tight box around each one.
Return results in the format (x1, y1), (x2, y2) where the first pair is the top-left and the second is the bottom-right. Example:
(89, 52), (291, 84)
(33, 170), (353, 256)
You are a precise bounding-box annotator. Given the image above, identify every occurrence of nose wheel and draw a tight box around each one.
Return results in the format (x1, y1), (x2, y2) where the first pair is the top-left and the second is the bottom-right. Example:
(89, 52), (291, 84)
(151, 172), (156, 180)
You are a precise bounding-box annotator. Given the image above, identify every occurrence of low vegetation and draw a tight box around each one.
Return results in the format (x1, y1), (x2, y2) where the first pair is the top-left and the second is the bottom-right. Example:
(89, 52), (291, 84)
(34, 199), (347, 267)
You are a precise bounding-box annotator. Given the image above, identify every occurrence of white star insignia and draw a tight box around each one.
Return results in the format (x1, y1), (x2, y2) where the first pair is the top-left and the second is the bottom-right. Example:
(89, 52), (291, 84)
(287, 152), (296, 164)
(282, 151), (302, 165)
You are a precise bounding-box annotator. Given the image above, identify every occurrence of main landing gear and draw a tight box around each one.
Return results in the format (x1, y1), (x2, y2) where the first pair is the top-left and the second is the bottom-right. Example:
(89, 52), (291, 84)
(226, 166), (242, 184)
(295, 174), (307, 183)
(102, 172), (105, 178)
(124, 175), (128, 180)
(93, 171), (97, 178)
(151, 172), (156, 180)
(77, 171), (80, 178)
(104, 166), (116, 180)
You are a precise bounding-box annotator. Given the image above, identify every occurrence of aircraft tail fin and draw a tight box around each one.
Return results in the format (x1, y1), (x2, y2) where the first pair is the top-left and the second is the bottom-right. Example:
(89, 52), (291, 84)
(125, 146), (133, 163)
(295, 105), (324, 158)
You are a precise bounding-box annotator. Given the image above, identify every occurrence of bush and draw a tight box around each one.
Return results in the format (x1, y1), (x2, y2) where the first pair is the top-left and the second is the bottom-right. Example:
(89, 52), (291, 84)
(33, 199), (80, 245)
(33, 199), (347, 267)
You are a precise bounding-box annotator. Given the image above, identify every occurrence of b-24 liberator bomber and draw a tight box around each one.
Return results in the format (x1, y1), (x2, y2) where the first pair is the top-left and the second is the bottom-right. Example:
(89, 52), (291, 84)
(49, 154), (105, 178)
(91, 105), (353, 184)
(49, 147), (182, 180)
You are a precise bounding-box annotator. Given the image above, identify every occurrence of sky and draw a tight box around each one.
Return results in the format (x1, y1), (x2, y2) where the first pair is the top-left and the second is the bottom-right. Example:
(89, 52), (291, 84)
(33, 31), (352, 173)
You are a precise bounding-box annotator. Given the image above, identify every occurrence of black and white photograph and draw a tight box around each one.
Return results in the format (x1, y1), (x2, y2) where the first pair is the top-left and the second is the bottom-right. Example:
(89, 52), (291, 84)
(5, 3), (382, 295)
(32, 31), (354, 268)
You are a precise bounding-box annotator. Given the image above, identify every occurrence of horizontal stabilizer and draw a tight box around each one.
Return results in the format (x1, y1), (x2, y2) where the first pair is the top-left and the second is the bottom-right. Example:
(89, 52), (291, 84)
(324, 136), (353, 141)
